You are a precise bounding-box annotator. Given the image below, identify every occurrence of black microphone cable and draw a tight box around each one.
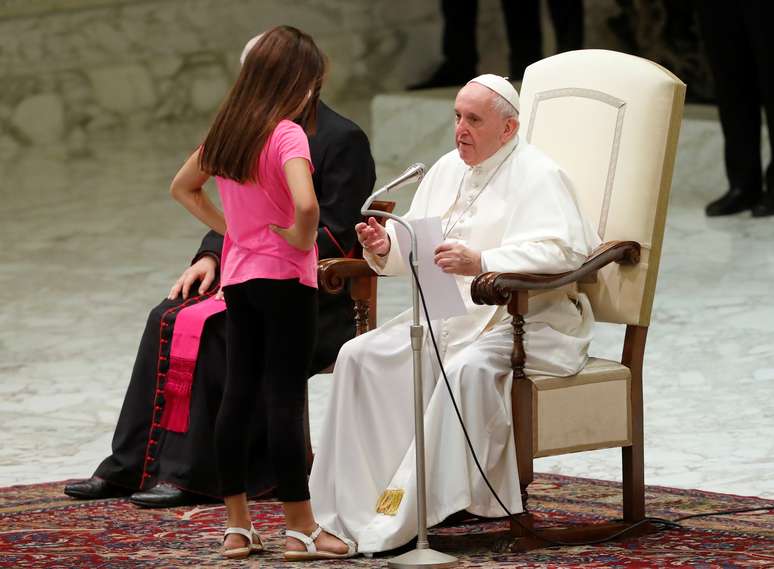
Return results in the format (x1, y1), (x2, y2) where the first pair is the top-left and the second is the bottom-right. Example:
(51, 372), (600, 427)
(406, 253), (773, 548)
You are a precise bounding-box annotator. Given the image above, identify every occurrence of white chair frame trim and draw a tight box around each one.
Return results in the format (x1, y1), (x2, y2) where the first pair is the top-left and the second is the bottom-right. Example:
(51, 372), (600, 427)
(525, 88), (627, 240)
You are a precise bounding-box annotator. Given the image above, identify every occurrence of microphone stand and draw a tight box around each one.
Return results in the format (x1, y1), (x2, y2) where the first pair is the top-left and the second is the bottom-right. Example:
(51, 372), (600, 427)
(362, 185), (458, 569)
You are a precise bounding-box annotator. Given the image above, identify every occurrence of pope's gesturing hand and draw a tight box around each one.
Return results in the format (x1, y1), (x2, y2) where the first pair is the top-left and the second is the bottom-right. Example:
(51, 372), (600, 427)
(355, 217), (391, 256)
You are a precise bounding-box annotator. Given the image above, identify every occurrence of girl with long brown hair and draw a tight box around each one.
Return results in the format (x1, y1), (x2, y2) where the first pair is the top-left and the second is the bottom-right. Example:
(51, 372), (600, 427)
(170, 26), (355, 561)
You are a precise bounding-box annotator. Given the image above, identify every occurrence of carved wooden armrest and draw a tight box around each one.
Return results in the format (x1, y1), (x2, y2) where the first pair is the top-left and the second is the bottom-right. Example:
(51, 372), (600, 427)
(318, 258), (378, 294)
(318, 257), (380, 335)
(471, 240), (641, 306)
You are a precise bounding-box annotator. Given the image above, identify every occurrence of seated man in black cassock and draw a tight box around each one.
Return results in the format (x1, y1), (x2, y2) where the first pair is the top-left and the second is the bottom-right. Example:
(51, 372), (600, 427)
(63, 99), (375, 507)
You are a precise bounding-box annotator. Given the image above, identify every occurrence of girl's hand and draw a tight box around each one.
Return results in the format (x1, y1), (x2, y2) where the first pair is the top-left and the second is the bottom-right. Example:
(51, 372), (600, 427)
(214, 287), (224, 301)
(270, 224), (316, 251)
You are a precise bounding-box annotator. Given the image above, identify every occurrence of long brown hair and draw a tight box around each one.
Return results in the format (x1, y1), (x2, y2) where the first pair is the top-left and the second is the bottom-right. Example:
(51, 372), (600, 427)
(199, 26), (326, 183)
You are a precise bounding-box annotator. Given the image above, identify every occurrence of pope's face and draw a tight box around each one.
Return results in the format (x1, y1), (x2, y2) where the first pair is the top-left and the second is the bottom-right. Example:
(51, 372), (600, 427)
(454, 83), (517, 166)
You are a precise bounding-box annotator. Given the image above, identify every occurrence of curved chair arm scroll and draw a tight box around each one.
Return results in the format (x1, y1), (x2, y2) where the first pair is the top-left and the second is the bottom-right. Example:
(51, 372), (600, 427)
(318, 258), (378, 294)
(471, 240), (641, 306)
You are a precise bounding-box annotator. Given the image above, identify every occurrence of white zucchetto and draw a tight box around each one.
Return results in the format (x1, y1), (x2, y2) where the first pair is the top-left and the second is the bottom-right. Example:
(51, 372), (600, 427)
(468, 74), (520, 113)
(240, 34), (263, 65)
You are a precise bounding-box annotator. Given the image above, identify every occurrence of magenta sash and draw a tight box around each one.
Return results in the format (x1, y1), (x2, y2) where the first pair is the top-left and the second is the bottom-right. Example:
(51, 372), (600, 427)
(159, 296), (226, 433)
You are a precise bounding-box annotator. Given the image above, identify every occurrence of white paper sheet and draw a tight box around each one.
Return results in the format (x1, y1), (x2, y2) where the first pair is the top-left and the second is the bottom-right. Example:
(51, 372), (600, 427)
(394, 216), (468, 321)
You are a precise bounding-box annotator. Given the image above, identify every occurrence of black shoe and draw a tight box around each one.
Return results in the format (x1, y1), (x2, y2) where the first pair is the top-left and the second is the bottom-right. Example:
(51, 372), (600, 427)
(64, 477), (133, 500)
(752, 191), (774, 217)
(407, 62), (474, 91)
(129, 483), (211, 508)
(705, 187), (759, 217)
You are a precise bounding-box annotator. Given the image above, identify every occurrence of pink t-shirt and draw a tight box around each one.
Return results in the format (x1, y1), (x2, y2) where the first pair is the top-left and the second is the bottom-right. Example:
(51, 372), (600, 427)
(217, 120), (318, 289)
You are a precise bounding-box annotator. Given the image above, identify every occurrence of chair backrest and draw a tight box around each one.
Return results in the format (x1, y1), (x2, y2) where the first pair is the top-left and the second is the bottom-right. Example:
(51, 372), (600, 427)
(519, 49), (685, 326)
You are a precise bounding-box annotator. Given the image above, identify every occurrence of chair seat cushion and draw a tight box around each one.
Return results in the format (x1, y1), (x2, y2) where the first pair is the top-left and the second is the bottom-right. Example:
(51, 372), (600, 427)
(529, 357), (632, 457)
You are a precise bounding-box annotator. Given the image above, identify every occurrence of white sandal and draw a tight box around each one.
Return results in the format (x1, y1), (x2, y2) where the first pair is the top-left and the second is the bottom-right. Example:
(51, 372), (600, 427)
(222, 524), (263, 559)
(284, 525), (357, 561)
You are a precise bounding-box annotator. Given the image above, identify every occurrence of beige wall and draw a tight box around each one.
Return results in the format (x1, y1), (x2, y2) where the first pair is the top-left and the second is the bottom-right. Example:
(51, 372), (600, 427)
(0, 0), (489, 154)
(0, 0), (707, 157)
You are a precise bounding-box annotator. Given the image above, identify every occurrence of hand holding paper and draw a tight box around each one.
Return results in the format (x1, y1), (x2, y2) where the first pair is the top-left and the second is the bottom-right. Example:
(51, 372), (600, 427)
(434, 241), (482, 276)
(394, 217), (467, 321)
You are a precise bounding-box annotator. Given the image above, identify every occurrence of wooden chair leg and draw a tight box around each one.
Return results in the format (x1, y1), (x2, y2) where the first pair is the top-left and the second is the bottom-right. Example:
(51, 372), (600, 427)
(516, 374), (534, 507)
(352, 277), (373, 336)
(366, 277), (378, 331)
(512, 378), (537, 548)
(508, 293), (537, 545)
(622, 445), (645, 521)
(622, 325), (647, 521)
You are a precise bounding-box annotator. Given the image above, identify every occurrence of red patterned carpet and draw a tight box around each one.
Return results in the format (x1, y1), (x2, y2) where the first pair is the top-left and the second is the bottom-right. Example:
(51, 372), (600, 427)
(1, 473), (773, 568)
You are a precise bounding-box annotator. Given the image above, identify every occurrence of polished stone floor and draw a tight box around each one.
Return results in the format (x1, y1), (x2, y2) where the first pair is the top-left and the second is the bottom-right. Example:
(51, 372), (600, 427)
(1, 110), (773, 503)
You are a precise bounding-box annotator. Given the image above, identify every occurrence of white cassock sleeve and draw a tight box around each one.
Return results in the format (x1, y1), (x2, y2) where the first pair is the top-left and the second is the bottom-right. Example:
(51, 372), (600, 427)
(480, 167), (599, 274)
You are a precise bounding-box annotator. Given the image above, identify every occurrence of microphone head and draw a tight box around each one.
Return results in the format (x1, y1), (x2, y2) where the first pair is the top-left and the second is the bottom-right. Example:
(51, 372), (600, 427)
(367, 162), (428, 205)
(406, 162), (426, 182)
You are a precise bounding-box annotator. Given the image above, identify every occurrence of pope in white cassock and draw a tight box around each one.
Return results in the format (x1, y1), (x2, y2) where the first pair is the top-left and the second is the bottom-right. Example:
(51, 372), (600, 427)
(309, 74), (601, 553)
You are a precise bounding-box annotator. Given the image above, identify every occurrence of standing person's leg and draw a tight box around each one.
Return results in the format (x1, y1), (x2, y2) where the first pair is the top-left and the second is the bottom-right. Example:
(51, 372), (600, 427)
(745, 0), (774, 216)
(442, 0), (478, 78)
(547, 0), (584, 53)
(256, 279), (351, 557)
(661, 0), (698, 52)
(608, 0), (638, 54)
(408, 0), (478, 89)
(501, 0), (541, 80)
(215, 283), (264, 555)
(697, 1), (763, 216)
(259, 281), (315, 505)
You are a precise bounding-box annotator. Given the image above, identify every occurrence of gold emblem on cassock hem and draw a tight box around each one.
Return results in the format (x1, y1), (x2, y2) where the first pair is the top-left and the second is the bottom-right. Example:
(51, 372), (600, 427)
(375, 489), (404, 515)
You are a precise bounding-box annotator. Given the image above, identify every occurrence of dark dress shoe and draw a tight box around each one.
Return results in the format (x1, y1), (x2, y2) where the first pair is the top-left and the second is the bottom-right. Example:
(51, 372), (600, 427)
(705, 187), (759, 217)
(752, 191), (774, 217)
(64, 477), (132, 500)
(130, 483), (213, 508)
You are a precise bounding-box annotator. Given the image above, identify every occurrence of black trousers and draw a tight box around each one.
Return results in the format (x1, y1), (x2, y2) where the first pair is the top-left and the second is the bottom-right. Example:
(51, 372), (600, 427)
(217, 278), (318, 502)
(697, 0), (774, 196)
(442, 0), (584, 79)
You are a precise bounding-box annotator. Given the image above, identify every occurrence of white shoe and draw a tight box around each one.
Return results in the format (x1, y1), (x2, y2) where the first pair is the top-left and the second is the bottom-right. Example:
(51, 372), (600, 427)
(284, 525), (357, 561)
(222, 524), (263, 559)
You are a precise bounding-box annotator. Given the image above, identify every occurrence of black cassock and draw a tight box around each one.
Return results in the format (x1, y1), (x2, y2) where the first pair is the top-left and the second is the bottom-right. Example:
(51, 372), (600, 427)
(93, 102), (376, 498)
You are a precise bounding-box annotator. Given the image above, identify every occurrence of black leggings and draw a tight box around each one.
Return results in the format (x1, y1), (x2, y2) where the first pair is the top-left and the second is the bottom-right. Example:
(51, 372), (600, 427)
(216, 278), (317, 502)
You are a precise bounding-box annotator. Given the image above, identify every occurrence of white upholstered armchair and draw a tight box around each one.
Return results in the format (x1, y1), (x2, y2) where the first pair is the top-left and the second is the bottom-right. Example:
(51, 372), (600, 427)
(471, 49), (685, 548)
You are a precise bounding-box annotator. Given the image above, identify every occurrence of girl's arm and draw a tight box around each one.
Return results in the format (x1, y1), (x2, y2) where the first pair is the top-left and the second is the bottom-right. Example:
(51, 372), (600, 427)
(170, 148), (227, 235)
(271, 157), (319, 251)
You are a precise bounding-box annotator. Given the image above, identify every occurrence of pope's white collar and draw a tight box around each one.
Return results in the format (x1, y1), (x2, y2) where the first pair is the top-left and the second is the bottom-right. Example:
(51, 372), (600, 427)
(468, 134), (520, 174)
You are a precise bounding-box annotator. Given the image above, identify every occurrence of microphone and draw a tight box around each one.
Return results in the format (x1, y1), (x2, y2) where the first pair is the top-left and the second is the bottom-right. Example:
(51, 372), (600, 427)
(377, 162), (426, 193)
(362, 162), (426, 217)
